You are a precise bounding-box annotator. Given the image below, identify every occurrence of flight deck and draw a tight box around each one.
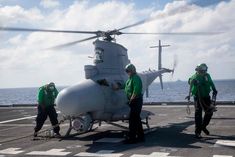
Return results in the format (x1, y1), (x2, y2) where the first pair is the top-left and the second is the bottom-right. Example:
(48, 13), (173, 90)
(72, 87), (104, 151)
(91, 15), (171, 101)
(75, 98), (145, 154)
(0, 104), (235, 157)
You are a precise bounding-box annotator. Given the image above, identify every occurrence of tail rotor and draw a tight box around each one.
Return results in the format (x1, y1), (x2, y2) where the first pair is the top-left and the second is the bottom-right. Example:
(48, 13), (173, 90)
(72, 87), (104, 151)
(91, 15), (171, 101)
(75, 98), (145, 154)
(171, 54), (178, 78)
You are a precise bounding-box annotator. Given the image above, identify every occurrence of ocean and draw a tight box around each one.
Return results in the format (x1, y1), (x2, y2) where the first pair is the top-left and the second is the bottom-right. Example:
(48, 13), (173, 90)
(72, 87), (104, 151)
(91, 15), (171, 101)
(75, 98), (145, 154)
(0, 80), (234, 105)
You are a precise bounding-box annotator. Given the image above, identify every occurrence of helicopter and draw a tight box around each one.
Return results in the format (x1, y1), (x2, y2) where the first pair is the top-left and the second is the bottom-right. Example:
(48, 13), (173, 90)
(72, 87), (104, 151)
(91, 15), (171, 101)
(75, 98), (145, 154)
(0, 15), (218, 136)
(56, 39), (175, 136)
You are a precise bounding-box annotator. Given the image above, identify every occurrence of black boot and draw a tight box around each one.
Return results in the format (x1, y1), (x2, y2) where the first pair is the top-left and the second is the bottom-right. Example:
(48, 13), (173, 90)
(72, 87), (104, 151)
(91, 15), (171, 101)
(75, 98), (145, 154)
(54, 132), (61, 138)
(202, 127), (210, 135)
(195, 129), (202, 139)
(33, 131), (38, 137)
(195, 133), (202, 139)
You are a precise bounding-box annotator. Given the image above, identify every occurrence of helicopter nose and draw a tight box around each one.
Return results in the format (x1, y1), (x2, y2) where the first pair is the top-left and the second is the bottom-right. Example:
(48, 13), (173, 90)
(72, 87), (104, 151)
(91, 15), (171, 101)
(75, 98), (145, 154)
(56, 80), (106, 116)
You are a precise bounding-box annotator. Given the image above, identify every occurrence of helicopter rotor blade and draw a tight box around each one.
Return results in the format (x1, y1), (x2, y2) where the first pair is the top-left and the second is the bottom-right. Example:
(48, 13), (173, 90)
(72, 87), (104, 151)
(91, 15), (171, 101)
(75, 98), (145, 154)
(117, 16), (159, 31)
(117, 4), (197, 32)
(46, 35), (99, 50)
(0, 27), (98, 34)
(121, 32), (223, 35)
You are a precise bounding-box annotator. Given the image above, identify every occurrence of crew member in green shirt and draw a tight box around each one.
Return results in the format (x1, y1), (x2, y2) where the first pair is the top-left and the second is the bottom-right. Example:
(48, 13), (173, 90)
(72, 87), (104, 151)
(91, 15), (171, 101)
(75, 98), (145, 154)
(34, 82), (61, 137)
(186, 63), (217, 138)
(124, 63), (144, 144)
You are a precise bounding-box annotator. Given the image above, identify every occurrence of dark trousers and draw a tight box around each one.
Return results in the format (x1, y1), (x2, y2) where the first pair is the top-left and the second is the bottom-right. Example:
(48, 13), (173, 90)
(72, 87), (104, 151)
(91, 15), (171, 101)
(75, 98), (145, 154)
(128, 97), (144, 140)
(34, 105), (60, 134)
(194, 96), (213, 134)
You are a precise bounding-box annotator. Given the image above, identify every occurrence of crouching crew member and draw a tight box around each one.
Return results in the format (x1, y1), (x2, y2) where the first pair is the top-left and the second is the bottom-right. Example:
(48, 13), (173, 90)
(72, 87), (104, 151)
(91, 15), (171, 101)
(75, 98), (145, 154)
(186, 63), (217, 138)
(34, 82), (61, 137)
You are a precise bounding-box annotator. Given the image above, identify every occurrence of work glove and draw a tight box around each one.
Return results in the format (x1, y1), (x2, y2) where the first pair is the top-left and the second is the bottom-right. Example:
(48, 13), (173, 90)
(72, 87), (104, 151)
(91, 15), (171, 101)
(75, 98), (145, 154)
(185, 95), (190, 101)
(213, 90), (218, 96)
(128, 99), (134, 107)
(191, 79), (199, 86)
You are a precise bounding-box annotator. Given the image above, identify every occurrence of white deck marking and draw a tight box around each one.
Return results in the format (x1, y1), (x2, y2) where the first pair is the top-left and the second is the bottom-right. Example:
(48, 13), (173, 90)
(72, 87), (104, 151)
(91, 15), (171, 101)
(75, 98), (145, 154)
(0, 148), (24, 155)
(143, 105), (235, 108)
(75, 150), (123, 157)
(216, 140), (235, 147)
(0, 115), (36, 124)
(95, 138), (124, 143)
(0, 124), (49, 127)
(26, 149), (71, 156)
(0, 123), (68, 128)
(0, 111), (60, 124)
(66, 145), (81, 149)
(131, 152), (182, 157)
(213, 155), (233, 157)
(131, 152), (170, 157)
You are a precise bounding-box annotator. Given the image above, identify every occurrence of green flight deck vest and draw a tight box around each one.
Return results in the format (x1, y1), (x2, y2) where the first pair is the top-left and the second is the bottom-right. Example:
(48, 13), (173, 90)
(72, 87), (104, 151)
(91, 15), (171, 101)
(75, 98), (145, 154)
(37, 85), (58, 108)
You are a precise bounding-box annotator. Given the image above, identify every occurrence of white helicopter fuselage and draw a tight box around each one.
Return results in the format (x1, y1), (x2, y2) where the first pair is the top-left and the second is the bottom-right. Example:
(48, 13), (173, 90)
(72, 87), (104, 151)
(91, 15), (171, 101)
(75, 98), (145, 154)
(57, 40), (130, 119)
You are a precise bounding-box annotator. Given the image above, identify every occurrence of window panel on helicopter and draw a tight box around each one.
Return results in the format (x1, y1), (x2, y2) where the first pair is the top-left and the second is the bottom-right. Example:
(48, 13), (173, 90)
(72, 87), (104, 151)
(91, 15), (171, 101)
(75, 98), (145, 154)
(94, 48), (104, 64)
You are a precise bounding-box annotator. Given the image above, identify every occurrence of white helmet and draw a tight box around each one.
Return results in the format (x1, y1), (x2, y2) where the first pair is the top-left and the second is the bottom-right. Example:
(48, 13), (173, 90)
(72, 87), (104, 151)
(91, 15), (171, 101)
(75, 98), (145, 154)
(125, 63), (136, 73)
(195, 63), (208, 72)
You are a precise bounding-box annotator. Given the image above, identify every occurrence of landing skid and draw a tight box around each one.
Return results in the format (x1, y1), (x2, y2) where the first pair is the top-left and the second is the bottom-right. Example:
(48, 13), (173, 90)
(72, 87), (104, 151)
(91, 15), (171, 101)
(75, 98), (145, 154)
(64, 115), (151, 137)
(105, 121), (128, 130)
(104, 116), (151, 130)
(64, 117), (95, 137)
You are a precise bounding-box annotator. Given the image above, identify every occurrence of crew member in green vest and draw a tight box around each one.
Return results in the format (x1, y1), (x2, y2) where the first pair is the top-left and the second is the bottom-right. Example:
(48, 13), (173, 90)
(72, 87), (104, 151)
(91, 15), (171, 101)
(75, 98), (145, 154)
(186, 63), (217, 138)
(124, 63), (144, 144)
(34, 82), (61, 137)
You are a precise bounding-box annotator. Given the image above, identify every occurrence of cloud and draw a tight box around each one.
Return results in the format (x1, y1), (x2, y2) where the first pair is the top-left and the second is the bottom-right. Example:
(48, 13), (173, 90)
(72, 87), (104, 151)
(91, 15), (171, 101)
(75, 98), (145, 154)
(0, 0), (234, 88)
(0, 5), (43, 25)
(8, 34), (23, 44)
(40, 0), (60, 9)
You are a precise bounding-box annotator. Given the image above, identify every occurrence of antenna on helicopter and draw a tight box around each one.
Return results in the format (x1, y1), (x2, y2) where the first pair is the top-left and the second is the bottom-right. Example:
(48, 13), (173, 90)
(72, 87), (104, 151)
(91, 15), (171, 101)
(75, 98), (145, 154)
(150, 40), (170, 90)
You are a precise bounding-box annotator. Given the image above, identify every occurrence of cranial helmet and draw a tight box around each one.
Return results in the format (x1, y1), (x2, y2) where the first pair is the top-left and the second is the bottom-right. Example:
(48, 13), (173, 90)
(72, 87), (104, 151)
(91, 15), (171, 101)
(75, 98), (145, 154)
(49, 82), (55, 86)
(125, 63), (136, 73)
(199, 63), (208, 71)
(47, 82), (55, 90)
(195, 63), (208, 72)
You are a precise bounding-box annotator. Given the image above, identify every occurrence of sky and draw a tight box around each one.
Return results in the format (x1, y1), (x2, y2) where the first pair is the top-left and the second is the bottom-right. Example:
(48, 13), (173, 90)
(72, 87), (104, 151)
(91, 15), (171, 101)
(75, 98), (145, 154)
(0, 0), (234, 88)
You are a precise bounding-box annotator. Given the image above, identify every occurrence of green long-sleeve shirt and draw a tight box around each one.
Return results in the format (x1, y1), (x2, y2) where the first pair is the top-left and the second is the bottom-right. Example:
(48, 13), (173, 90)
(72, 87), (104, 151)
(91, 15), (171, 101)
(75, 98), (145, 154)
(38, 85), (58, 107)
(188, 73), (216, 98)
(125, 74), (142, 99)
